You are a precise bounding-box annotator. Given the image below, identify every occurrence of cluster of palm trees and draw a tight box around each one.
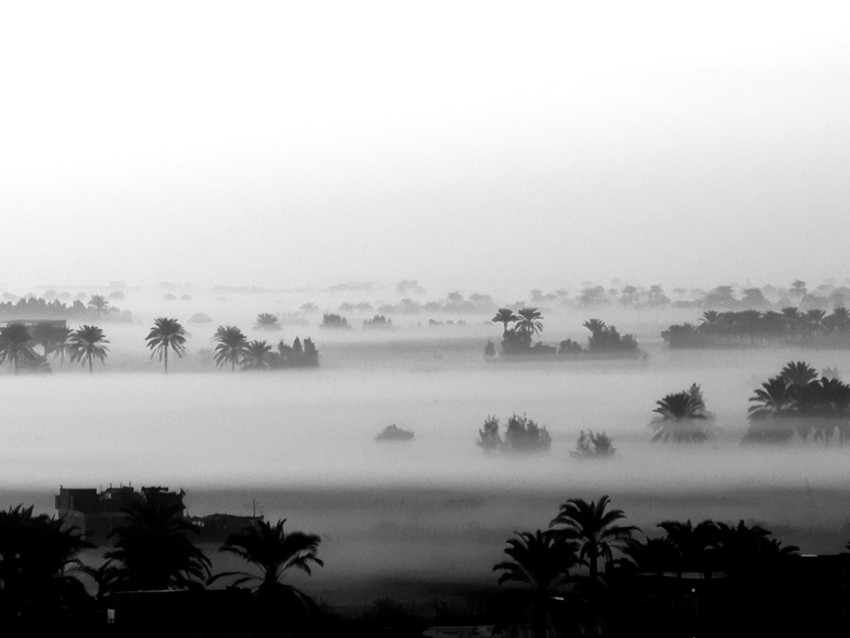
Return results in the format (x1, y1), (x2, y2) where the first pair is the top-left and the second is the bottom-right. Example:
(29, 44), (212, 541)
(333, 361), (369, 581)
(0, 318), (186, 374)
(494, 495), (800, 638)
(0, 491), (323, 633)
(745, 361), (850, 443)
(0, 318), (320, 374)
(213, 325), (319, 370)
(663, 307), (850, 348)
(0, 322), (109, 374)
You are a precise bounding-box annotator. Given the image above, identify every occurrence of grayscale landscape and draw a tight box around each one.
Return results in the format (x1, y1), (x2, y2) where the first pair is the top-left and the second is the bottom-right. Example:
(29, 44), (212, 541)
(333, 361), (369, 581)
(3, 2), (850, 636)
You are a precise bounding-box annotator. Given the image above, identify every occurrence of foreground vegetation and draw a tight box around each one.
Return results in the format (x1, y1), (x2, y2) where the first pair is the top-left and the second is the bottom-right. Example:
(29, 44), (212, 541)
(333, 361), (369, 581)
(4, 490), (849, 637)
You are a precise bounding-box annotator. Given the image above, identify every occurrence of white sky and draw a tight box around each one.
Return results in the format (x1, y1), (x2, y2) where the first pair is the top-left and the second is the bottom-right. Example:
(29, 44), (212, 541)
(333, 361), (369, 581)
(2, 1), (849, 291)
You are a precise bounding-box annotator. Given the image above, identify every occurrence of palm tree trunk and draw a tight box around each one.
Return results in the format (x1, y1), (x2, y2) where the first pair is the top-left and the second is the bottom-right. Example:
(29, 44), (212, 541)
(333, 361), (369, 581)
(589, 547), (598, 580)
(164, 346), (168, 374)
(88, 353), (93, 374)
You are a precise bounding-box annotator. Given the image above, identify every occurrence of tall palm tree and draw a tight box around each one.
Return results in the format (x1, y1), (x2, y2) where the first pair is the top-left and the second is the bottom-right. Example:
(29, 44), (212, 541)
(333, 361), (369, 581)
(493, 530), (579, 638)
(241, 340), (273, 370)
(68, 325), (109, 374)
(0, 323), (35, 374)
(549, 496), (637, 581)
(213, 325), (248, 370)
(146, 317), (186, 374)
(50, 325), (73, 368)
(515, 308), (544, 339)
(492, 308), (519, 336)
(210, 519), (323, 624)
(103, 489), (210, 591)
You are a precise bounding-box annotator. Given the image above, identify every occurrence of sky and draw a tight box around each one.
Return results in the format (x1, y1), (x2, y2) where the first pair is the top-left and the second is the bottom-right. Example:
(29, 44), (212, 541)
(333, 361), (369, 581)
(2, 1), (849, 292)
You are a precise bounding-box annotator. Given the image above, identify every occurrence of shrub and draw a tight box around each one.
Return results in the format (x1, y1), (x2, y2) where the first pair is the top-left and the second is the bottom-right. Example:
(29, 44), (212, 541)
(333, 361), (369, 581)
(570, 430), (615, 459)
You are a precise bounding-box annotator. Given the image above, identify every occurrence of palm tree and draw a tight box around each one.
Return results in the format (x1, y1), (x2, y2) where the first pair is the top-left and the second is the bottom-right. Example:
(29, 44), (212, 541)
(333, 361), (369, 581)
(549, 496), (637, 581)
(0, 504), (92, 627)
(492, 308), (519, 336)
(650, 391), (709, 443)
(210, 519), (323, 626)
(145, 317), (187, 374)
(241, 340), (273, 370)
(0, 323), (35, 374)
(87, 294), (109, 316)
(493, 530), (580, 638)
(213, 325), (248, 370)
(657, 520), (718, 577)
(253, 313), (281, 331)
(712, 520), (798, 577)
(780, 361), (818, 388)
(50, 325), (73, 367)
(68, 325), (109, 374)
(103, 488), (210, 591)
(515, 307), (544, 339)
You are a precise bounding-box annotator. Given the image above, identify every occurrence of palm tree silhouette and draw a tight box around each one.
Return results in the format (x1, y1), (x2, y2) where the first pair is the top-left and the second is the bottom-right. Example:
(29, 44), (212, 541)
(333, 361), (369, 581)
(50, 326), (73, 368)
(651, 391), (709, 442)
(146, 317), (187, 374)
(68, 325), (109, 374)
(0, 322), (35, 374)
(515, 308), (544, 339)
(103, 488), (210, 591)
(492, 308), (519, 336)
(213, 325), (248, 370)
(493, 530), (579, 638)
(549, 496), (637, 581)
(87, 294), (109, 316)
(253, 313), (281, 331)
(0, 504), (92, 627)
(211, 519), (323, 627)
(657, 520), (718, 577)
(780, 361), (818, 388)
(241, 340), (273, 370)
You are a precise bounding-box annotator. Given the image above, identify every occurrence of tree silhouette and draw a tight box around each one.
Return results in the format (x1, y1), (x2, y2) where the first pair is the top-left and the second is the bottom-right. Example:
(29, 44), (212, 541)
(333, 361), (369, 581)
(650, 388), (710, 443)
(146, 317), (187, 374)
(103, 488), (210, 591)
(0, 322), (35, 374)
(253, 313), (281, 331)
(550, 496), (637, 581)
(0, 504), (92, 628)
(211, 519), (323, 629)
(87, 294), (109, 315)
(213, 325), (248, 370)
(241, 340), (273, 370)
(515, 308), (543, 339)
(492, 308), (519, 336)
(493, 530), (579, 638)
(68, 325), (109, 374)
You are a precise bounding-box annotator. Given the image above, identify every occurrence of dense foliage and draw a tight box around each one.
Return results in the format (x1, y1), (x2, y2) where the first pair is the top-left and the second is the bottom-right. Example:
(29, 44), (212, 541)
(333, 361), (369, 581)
(663, 307), (850, 349)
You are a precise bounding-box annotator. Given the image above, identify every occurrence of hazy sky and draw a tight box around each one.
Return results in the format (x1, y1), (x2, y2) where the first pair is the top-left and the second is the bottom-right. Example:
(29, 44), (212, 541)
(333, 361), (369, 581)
(2, 1), (849, 291)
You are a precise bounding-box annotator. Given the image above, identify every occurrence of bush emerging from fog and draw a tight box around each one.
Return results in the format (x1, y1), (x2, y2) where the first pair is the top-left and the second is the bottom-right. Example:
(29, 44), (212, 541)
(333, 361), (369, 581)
(363, 315), (393, 330)
(320, 314), (351, 330)
(570, 430), (615, 459)
(477, 414), (551, 454)
(375, 424), (414, 441)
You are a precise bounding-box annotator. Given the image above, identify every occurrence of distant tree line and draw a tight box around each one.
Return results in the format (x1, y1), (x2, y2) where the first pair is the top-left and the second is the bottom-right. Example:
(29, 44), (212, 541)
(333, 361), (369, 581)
(0, 294), (132, 322)
(662, 307), (850, 348)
